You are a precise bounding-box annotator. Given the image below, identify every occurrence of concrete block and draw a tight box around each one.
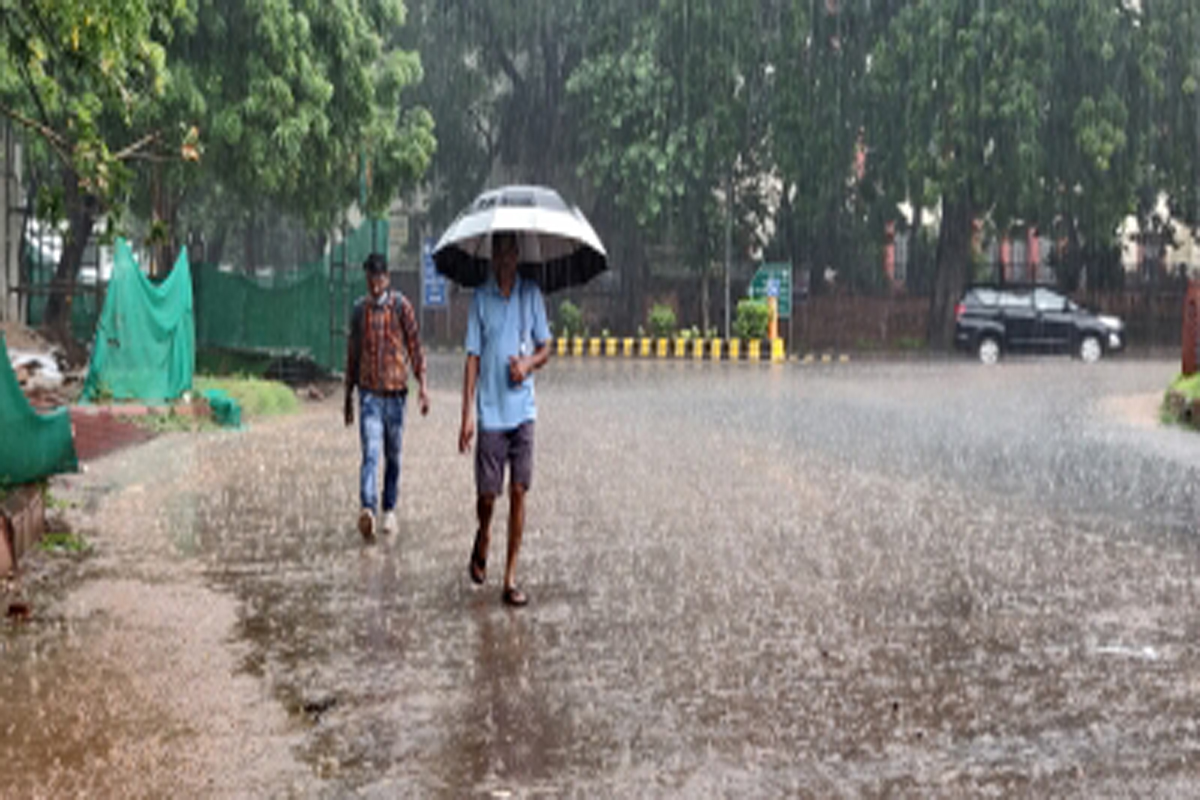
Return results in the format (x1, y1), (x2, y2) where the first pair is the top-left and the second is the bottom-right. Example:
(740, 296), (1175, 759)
(0, 485), (45, 577)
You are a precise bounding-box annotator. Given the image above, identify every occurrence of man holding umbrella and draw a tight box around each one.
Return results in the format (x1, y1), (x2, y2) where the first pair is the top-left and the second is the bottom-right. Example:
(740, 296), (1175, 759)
(435, 185), (608, 606)
(459, 231), (551, 607)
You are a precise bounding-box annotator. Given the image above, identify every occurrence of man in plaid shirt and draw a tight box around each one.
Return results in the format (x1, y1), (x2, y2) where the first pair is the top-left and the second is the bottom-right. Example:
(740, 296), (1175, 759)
(344, 253), (430, 540)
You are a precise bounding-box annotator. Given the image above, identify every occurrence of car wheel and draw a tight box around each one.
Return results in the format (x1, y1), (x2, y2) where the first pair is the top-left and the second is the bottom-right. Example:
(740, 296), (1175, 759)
(1079, 335), (1103, 364)
(977, 336), (1001, 365)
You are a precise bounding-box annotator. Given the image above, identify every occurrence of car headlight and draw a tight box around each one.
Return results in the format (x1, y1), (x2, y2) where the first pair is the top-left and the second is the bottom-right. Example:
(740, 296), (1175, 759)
(1098, 314), (1124, 331)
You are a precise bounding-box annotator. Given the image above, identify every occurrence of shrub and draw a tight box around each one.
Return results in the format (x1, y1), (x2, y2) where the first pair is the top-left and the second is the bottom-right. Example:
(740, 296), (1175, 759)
(733, 299), (770, 340)
(648, 303), (677, 338)
(558, 300), (584, 339)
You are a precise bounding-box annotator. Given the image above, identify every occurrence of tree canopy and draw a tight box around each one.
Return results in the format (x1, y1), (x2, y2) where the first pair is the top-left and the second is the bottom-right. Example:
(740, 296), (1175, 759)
(1, 0), (434, 333)
(5, 0), (1199, 345)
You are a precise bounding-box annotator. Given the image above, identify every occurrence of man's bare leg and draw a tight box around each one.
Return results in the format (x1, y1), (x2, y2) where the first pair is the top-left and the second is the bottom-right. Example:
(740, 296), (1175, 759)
(502, 483), (527, 605)
(471, 493), (495, 583)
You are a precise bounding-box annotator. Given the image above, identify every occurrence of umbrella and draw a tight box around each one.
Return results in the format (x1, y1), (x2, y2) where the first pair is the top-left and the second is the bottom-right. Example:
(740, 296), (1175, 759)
(432, 185), (607, 293)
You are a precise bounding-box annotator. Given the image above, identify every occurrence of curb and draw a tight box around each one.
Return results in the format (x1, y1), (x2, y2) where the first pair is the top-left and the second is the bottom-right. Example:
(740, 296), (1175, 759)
(69, 407), (157, 462)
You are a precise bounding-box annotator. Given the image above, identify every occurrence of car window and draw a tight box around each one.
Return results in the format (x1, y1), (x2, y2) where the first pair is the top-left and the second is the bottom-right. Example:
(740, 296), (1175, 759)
(1034, 288), (1067, 312)
(997, 291), (1031, 308)
(966, 288), (998, 307)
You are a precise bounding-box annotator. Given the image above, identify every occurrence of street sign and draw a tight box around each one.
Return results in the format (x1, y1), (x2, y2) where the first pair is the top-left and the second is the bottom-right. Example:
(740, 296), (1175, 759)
(421, 238), (446, 308)
(749, 263), (792, 318)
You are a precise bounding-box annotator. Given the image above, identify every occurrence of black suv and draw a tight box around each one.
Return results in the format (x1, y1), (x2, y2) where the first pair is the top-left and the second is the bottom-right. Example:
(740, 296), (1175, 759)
(954, 285), (1126, 364)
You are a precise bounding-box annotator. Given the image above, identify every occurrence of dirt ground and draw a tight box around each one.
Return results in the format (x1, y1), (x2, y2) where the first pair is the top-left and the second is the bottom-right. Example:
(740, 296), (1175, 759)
(1099, 391), (1165, 429)
(0, 321), (54, 353)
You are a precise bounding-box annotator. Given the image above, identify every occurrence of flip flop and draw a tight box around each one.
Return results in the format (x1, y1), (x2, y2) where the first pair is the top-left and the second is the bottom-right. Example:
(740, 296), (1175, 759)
(502, 586), (528, 607)
(469, 530), (487, 585)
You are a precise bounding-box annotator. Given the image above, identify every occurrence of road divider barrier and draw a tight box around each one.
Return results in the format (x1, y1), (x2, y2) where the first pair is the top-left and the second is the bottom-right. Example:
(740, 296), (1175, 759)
(423, 341), (850, 364)
(544, 337), (851, 364)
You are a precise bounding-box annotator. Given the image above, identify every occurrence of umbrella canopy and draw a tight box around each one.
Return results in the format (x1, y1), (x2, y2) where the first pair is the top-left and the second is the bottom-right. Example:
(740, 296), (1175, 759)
(433, 185), (607, 293)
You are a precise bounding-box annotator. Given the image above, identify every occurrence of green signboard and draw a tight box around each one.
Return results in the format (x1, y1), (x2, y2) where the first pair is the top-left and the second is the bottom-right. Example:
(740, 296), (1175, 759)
(749, 263), (793, 318)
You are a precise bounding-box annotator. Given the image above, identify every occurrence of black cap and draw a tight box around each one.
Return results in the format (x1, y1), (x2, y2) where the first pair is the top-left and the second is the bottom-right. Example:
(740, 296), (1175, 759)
(363, 253), (388, 274)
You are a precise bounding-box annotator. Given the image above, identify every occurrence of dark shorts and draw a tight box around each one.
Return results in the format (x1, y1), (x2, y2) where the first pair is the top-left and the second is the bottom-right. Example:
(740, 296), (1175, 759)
(475, 421), (535, 496)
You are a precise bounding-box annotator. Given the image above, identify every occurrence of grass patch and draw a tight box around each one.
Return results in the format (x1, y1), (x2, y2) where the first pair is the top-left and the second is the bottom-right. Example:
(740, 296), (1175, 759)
(42, 488), (74, 511)
(1162, 372), (1200, 429)
(132, 411), (221, 434)
(894, 336), (926, 351)
(1169, 372), (1200, 401)
(194, 376), (300, 417)
(39, 531), (91, 554)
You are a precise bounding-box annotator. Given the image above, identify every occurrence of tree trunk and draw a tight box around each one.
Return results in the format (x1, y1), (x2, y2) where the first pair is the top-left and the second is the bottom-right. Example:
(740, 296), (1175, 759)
(151, 174), (184, 277)
(243, 211), (258, 273)
(909, 200), (923, 293)
(927, 190), (975, 351)
(700, 267), (710, 334)
(207, 222), (229, 266)
(43, 173), (95, 347)
(1064, 215), (1084, 292)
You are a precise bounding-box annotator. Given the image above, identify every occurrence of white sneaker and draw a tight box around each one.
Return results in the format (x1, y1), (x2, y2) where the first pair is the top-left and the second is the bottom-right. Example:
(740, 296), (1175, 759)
(358, 509), (375, 540)
(382, 510), (397, 535)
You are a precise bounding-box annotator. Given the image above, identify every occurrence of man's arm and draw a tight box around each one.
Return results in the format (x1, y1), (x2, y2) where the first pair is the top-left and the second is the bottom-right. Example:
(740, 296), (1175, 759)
(459, 354), (479, 454)
(399, 297), (430, 415)
(344, 304), (361, 426)
(509, 286), (552, 383)
(509, 341), (550, 384)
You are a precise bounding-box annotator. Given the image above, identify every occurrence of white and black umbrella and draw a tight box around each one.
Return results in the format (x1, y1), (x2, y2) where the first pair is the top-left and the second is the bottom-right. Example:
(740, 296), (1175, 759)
(432, 185), (608, 293)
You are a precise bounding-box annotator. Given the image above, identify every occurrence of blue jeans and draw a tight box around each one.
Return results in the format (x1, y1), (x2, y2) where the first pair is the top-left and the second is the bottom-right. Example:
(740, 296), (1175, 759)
(359, 391), (407, 512)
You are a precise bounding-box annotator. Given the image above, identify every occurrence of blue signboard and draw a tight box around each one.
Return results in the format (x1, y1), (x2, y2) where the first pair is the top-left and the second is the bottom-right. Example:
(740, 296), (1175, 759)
(421, 238), (447, 308)
(749, 263), (793, 318)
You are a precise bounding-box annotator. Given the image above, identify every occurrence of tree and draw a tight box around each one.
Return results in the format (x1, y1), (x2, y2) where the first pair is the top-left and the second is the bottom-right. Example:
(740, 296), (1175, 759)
(569, 0), (776, 331)
(769, 0), (902, 295)
(868, 0), (1054, 348)
(0, 0), (195, 337)
(1140, 0), (1200, 280)
(401, 0), (592, 228)
(156, 0), (434, 271)
(1036, 1), (1153, 291)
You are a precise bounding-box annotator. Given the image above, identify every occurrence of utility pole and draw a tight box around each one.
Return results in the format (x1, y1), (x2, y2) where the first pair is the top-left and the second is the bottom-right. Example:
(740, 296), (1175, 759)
(724, 169), (733, 340)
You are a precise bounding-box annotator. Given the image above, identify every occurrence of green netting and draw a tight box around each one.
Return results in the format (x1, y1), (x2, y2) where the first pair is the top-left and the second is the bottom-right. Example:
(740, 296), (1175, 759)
(23, 244), (103, 342)
(193, 219), (387, 373)
(82, 239), (195, 404)
(0, 334), (78, 485)
(194, 258), (337, 370)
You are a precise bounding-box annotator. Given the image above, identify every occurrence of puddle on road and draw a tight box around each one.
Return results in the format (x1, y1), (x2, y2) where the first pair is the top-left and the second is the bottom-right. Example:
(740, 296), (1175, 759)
(0, 431), (314, 798)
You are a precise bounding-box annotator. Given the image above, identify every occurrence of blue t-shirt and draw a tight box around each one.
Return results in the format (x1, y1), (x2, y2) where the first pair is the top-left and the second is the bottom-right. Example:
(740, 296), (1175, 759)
(465, 275), (551, 431)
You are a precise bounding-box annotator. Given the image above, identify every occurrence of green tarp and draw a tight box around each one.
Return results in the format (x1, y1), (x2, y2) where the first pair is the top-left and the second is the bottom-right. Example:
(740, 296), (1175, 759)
(200, 388), (242, 428)
(0, 334), (78, 485)
(82, 239), (195, 404)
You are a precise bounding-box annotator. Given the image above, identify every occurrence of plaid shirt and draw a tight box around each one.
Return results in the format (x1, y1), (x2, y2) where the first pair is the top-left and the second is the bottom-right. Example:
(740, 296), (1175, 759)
(346, 291), (425, 394)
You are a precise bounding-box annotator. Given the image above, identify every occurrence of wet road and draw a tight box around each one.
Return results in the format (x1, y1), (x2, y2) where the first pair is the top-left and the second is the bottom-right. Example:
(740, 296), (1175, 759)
(4, 355), (1200, 797)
